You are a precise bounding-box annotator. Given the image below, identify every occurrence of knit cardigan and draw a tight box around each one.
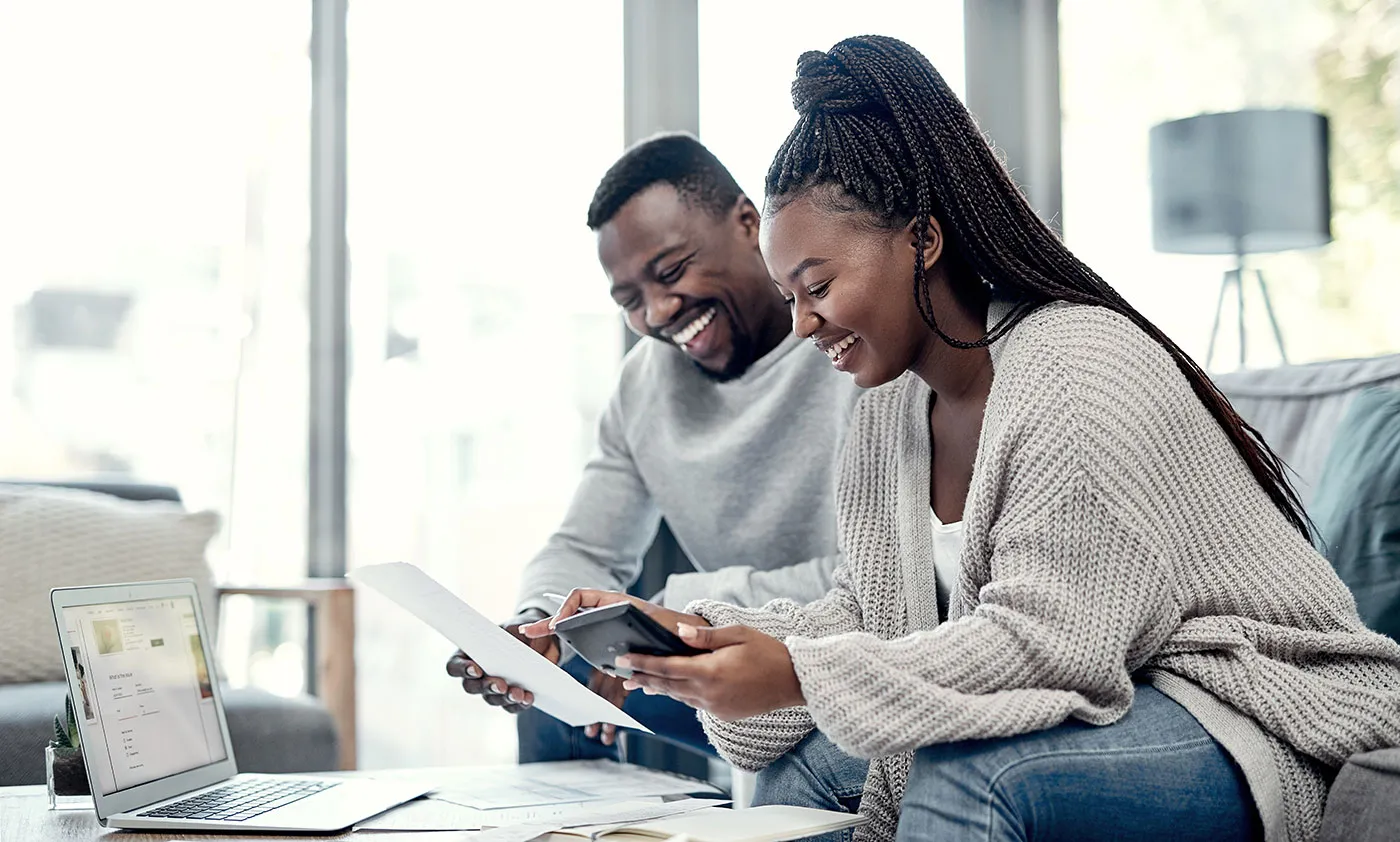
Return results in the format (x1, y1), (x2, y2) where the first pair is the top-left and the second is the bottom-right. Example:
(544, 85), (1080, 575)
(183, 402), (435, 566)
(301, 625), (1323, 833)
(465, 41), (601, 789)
(688, 302), (1400, 842)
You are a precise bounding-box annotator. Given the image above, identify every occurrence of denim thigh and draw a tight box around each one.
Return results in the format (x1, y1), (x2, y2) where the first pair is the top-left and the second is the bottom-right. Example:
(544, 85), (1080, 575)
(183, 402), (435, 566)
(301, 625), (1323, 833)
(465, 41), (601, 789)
(896, 684), (1262, 842)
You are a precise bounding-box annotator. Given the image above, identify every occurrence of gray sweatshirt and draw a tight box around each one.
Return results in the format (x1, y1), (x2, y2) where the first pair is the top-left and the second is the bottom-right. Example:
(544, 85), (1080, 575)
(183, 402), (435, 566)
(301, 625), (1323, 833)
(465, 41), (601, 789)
(515, 331), (862, 618)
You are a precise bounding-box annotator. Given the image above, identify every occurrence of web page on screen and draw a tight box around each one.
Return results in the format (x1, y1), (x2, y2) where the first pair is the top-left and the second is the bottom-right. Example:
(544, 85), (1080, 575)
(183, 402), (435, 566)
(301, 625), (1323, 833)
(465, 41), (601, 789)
(63, 596), (226, 795)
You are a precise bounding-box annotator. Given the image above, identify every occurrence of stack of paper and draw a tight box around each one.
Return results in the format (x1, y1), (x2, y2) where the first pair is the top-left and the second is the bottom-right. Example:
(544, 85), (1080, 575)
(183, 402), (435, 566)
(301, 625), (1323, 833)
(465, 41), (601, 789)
(550, 804), (866, 842)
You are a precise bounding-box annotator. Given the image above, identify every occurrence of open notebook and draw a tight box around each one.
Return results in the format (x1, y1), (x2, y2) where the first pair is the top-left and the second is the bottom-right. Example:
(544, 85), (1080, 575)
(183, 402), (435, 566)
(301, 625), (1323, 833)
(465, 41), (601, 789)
(545, 804), (866, 842)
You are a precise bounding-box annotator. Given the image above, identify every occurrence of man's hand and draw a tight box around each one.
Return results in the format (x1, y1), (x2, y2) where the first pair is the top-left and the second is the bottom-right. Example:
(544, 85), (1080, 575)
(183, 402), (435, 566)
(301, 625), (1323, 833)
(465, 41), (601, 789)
(518, 588), (710, 639)
(584, 669), (630, 746)
(445, 610), (559, 715)
(618, 624), (803, 721)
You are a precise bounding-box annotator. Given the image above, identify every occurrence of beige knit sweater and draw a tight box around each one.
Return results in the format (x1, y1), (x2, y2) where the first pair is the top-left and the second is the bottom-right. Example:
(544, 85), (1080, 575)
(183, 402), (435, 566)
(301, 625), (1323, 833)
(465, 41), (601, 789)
(688, 302), (1400, 842)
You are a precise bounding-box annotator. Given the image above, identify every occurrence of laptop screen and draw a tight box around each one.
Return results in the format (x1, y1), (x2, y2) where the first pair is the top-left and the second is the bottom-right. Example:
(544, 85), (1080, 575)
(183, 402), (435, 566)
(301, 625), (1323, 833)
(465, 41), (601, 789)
(61, 596), (228, 796)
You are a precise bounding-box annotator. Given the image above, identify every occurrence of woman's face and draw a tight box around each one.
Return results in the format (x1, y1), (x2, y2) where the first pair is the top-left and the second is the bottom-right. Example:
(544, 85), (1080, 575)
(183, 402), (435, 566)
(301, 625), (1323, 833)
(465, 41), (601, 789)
(761, 193), (939, 389)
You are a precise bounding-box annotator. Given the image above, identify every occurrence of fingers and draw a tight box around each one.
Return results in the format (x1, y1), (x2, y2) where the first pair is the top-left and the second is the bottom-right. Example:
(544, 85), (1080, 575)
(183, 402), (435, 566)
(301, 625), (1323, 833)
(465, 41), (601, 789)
(617, 653), (706, 679)
(460, 674), (534, 710)
(548, 589), (634, 629)
(601, 723), (617, 746)
(676, 623), (748, 651)
(622, 671), (685, 698)
(549, 588), (589, 626)
(447, 654), (483, 680)
(520, 618), (553, 638)
(448, 650), (481, 675)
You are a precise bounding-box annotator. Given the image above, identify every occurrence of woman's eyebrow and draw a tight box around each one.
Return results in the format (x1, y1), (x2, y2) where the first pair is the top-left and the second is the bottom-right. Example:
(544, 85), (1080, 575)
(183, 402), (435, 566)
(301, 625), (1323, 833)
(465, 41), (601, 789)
(787, 257), (830, 282)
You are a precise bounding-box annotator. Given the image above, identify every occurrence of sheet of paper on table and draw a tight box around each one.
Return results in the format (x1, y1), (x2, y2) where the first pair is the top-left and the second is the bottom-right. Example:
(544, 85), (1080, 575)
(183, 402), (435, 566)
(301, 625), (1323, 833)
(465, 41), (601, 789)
(356, 797), (726, 839)
(427, 760), (723, 810)
(349, 563), (649, 733)
(355, 797), (665, 832)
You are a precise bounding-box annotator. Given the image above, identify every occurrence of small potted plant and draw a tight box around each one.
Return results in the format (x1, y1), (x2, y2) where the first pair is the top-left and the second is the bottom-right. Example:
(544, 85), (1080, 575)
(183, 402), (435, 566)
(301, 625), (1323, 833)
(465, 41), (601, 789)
(46, 695), (90, 800)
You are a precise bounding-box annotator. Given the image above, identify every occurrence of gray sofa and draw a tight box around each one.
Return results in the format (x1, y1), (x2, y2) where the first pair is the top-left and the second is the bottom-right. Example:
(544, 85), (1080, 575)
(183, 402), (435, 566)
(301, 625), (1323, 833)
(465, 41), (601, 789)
(1215, 352), (1400, 841)
(0, 482), (342, 786)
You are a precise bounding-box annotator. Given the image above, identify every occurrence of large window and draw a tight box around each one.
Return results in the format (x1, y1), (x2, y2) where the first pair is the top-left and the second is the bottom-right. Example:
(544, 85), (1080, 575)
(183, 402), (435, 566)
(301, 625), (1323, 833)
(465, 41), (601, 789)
(347, 1), (625, 768)
(1060, 0), (1400, 367)
(0, 3), (311, 688)
(699, 1), (966, 206)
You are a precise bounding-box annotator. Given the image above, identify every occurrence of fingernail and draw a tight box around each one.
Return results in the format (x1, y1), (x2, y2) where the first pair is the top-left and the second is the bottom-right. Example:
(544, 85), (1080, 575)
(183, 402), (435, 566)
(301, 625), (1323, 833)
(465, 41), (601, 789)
(677, 624), (697, 639)
(509, 689), (524, 702)
(615, 656), (632, 669)
(492, 682), (505, 693)
(623, 680), (639, 691)
(466, 665), (481, 678)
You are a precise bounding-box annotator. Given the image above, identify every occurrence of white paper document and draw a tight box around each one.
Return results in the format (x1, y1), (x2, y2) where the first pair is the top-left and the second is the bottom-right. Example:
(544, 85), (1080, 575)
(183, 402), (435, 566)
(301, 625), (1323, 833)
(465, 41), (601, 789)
(429, 761), (722, 810)
(357, 798), (725, 840)
(355, 797), (484, 831)
(350, 562), (649, 733)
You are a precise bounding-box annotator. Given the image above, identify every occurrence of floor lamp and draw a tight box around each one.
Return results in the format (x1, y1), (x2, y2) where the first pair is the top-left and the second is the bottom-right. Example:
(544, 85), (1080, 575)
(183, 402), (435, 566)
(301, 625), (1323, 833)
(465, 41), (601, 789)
(1149, 109), (1332, 370)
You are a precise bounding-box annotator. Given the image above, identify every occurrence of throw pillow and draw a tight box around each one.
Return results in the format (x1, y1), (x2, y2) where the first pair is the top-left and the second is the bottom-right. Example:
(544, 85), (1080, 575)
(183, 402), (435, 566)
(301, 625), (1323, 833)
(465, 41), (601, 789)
(0, 484), (221, 683)
(1311, 388), (1400, 641)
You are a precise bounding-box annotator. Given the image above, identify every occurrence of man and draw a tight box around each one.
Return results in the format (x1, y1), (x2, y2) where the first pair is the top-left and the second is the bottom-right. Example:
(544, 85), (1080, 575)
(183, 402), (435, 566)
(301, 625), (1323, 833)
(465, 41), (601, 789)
(446, 133), (860, 761)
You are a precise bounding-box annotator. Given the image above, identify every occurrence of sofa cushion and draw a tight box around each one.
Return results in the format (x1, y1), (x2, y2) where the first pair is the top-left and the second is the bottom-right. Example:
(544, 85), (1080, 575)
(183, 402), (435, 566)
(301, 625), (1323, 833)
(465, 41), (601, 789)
(1310, 388), (1400, 641)
(1214, 353), (1400, 508)
(1319, 748), (1400, 842)
(0, 681), (338, 786)
(0, 484), (220, 684)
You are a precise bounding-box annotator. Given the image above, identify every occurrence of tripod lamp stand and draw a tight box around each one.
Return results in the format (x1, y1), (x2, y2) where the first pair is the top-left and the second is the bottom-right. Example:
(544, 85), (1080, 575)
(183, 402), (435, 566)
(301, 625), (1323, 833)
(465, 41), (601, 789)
(1149, 109), (1332, 370)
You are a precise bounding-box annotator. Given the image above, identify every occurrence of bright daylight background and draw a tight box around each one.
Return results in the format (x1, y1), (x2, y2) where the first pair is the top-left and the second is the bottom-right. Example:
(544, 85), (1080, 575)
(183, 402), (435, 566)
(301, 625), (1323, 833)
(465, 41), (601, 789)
(0, 0), (1394, 769)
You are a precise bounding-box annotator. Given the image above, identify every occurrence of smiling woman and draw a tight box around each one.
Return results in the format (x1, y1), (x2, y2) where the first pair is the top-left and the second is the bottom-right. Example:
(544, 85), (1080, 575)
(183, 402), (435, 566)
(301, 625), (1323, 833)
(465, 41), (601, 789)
(537, 34), (1400, 842)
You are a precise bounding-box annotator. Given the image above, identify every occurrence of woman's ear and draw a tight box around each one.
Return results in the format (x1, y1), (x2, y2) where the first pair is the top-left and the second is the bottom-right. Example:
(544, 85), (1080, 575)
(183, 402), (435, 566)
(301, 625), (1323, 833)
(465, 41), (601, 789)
(905, 216), (945, 271)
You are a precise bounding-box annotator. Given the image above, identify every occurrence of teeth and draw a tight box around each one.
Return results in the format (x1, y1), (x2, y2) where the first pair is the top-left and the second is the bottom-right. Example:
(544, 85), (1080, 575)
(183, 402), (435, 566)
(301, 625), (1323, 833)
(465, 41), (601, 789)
(824, 334), (858, 362)
(673, 308), (716, 346)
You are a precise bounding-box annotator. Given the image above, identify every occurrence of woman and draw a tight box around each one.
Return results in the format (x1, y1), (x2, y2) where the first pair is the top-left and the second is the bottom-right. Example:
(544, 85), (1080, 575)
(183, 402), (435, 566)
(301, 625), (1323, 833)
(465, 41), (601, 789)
(526, 36), (1400, 842)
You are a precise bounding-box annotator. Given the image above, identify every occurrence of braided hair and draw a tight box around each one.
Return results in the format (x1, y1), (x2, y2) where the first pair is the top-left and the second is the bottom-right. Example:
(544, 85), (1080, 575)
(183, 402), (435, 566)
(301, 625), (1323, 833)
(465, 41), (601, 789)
(766, 35), (1311, 540)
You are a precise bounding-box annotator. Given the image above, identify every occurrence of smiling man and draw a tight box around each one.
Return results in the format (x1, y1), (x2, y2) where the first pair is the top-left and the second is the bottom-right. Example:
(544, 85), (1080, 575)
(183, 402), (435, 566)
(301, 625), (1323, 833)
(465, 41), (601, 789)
(445, 133), (862, 764)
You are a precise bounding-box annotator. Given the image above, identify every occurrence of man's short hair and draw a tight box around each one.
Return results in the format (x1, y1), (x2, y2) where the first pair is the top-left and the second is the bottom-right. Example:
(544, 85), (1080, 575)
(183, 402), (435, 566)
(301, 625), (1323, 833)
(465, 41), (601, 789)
(586, 132), (745, 230)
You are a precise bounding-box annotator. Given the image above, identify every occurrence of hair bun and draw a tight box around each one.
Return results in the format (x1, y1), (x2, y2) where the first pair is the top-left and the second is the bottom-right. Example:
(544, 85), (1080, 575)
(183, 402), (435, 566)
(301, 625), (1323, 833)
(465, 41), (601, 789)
(791, 49), (868, 115)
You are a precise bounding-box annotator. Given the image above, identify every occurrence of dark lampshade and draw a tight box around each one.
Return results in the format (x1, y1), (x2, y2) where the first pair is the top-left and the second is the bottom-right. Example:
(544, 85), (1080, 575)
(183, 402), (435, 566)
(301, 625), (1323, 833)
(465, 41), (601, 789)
(1149, 109), (1332, 255)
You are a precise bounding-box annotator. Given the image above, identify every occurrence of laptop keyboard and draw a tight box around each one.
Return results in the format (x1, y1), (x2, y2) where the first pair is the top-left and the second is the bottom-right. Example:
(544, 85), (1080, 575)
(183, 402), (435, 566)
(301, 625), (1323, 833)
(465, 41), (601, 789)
(138, 778), (339, 822)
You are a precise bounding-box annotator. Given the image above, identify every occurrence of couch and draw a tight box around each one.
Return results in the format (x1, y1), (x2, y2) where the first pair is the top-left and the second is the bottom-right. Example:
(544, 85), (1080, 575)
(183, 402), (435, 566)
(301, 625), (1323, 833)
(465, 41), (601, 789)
(1215, 352), (1400, 841)
(0, 481), (357, 786)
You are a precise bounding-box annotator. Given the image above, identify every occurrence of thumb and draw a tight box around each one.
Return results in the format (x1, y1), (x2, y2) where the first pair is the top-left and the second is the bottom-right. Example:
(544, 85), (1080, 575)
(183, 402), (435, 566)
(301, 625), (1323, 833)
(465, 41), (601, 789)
(677, 623), (749, 651)
(519, 618), (553, 639)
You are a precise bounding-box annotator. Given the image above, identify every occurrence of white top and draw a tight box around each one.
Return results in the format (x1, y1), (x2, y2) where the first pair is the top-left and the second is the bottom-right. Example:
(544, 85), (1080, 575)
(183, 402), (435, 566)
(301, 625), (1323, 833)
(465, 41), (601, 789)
(929, 508), (965, 621)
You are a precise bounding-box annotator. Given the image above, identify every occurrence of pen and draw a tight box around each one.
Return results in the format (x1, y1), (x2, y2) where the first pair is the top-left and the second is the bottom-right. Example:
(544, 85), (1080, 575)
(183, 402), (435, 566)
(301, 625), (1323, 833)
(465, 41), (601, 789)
(542, 592), (569, 605)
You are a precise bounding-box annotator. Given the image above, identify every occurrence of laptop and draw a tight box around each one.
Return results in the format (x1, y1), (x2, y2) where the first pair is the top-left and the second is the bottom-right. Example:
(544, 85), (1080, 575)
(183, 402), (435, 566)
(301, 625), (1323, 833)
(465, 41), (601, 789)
(51, 578), (431, 831)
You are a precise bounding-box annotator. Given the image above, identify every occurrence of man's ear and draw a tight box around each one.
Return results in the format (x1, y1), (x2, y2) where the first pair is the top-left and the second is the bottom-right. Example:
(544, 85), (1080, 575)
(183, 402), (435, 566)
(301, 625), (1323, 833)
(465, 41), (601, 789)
(734, 195), (761, 246)
(905, 216), (945, 271)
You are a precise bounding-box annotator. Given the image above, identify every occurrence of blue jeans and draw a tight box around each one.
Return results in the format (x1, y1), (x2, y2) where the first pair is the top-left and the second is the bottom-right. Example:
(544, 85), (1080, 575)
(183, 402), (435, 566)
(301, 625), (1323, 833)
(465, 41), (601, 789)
(517, 656), (715, 762)
(755, 731), (870, 842)
(758, 684), (1263, 841)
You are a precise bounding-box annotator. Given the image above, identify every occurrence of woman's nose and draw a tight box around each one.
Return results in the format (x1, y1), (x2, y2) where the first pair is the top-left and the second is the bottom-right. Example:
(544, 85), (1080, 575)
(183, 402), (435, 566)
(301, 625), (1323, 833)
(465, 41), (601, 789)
(792, 299), (821, 339)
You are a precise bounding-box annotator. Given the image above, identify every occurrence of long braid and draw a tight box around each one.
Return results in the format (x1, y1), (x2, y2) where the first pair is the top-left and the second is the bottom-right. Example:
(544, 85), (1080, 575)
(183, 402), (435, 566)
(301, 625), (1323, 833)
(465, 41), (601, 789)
(768, 35), (1311, 540)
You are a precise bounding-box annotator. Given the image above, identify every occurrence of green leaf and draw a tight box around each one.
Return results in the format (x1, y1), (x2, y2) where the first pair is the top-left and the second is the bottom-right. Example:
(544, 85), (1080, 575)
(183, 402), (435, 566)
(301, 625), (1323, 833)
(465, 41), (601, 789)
(52, 715), (71, 749)
(63, 695), (81, 749)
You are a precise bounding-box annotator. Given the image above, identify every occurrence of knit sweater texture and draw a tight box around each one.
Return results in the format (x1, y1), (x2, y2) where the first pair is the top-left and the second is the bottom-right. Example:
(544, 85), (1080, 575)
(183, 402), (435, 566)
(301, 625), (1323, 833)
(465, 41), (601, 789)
(688, 302), (1400, 842)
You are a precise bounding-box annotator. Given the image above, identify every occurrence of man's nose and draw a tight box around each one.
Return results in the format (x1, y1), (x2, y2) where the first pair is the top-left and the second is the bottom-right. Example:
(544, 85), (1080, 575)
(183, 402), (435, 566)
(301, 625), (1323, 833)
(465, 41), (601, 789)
(644, 290), (683, 331)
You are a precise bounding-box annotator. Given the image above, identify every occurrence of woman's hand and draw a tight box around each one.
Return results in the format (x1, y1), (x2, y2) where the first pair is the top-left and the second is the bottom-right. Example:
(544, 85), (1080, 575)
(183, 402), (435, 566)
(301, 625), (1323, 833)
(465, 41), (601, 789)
(518, 588), (710, 639)
(618, 624), (804, 721)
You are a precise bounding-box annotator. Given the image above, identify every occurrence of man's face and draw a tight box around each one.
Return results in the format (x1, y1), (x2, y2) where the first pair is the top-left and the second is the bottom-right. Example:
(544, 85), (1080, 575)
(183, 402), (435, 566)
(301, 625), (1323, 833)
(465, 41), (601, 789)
(598, 184), (784, 381)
